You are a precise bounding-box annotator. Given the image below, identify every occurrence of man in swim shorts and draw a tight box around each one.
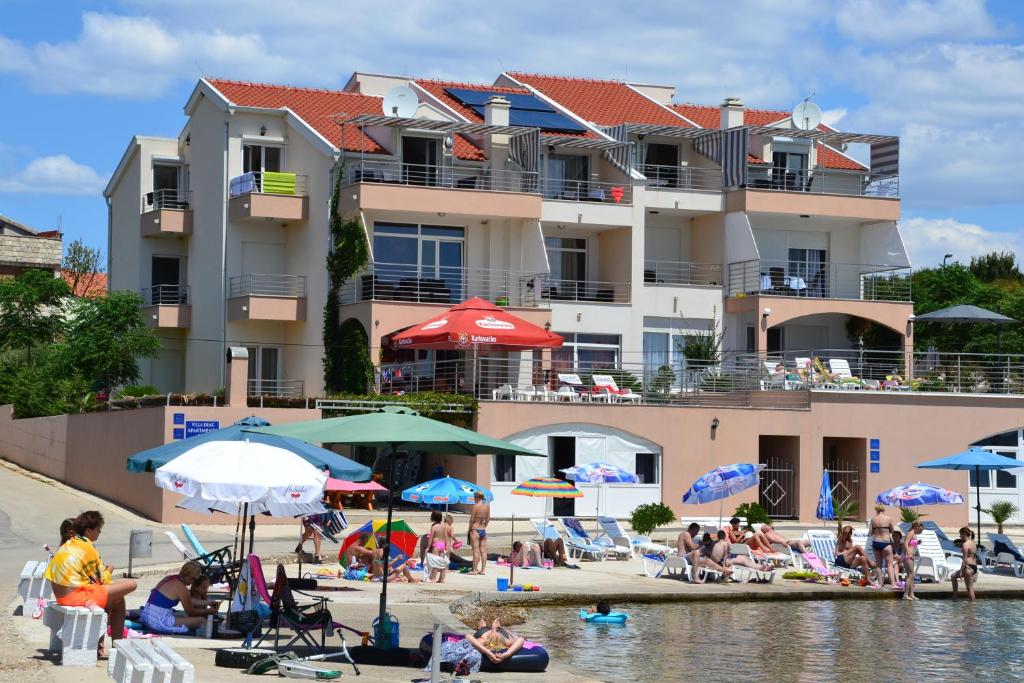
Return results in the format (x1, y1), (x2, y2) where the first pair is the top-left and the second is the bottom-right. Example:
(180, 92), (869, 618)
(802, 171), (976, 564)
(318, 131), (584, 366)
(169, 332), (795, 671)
(469, 491), (490, 575)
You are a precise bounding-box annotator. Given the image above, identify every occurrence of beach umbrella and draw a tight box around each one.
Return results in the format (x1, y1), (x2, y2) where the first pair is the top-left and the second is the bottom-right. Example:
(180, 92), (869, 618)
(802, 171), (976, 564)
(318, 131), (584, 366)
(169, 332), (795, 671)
(340, 519), (419, 561)
(154, 440), (327, 555)
(508, 477), (583, 585)
(127, 416), (371, 480)
(682, 463), (766, 527)
(560, 462), (639, 520)
(402, 476), (493, 507)
(917, 448), (1023, 541)
(383, 298), (564, 351)
(816, 469), (835, 522)
(252, 407), (544, 632)
(876, 482), (965, 508)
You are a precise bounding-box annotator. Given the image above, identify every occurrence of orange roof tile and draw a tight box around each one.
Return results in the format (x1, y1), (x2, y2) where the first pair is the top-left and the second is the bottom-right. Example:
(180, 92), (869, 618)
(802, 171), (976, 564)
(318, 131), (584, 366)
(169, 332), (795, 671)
(672, 103), (866, 171)
(508, 73), (691, 128)
(208, 78), (486, 162)
(61, 271), (107, 298)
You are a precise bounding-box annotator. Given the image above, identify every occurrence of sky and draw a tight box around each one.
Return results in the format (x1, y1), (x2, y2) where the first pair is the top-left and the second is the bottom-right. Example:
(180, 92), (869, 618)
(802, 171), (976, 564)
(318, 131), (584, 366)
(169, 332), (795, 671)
(0, 0), (1022, 269)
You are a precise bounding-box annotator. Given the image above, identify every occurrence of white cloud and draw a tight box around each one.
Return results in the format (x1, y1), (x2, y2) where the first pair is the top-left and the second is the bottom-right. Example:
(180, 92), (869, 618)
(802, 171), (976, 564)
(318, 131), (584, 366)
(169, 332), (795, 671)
(901, 217), (1020, 268)
(0, 155), (106, 195)
(836, 0), (1003, 44)
(821, 108), (847, 127)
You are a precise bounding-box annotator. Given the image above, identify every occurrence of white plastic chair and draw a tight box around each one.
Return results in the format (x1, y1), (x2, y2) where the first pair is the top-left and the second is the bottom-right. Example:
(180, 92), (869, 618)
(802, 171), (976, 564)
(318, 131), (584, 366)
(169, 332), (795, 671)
(598, 516), (670, 558)
(516, 385), (538, 401)
(554, 386), (577, 402)
(491, 384), (514, 400)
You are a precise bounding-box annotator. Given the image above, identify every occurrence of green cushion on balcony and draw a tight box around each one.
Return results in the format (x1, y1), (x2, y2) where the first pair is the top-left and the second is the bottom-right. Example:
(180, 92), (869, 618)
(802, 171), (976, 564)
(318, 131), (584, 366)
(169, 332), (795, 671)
(262, 171), (296, 195)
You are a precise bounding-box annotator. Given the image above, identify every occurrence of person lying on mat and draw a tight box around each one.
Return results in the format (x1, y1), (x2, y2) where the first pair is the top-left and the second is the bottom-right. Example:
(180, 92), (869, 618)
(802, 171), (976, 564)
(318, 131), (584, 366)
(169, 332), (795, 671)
(467, 618), (525, 666)
(45, 511), (137, 656)
(140, 561), (219, 634)
(760, 523), (810, 554)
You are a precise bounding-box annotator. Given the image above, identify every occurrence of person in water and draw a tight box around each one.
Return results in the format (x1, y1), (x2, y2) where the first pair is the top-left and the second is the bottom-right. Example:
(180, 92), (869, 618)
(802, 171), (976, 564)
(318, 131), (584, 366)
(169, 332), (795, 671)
(469, 491), (490, 576)
(951, 526), (978, 601)
(869, 504), (900, 588)
(902, 522), (923, 600)
(140, 561), (219, 633)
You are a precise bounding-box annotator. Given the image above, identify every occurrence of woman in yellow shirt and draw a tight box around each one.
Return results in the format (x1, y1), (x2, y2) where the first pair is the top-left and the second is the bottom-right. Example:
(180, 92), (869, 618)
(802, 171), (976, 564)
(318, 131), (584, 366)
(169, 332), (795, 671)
(45, 511), (137, 654)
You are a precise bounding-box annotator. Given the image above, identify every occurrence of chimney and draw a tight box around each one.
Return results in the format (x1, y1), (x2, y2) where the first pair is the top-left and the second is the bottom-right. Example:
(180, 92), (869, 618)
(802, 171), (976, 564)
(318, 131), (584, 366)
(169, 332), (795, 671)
(720, 97), (744, 129)
(484, 96), (511, 127)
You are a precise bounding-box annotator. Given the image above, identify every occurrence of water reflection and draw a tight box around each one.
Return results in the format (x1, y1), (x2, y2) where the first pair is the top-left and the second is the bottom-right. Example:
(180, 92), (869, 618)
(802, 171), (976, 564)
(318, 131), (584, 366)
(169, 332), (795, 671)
(519, 600), (1024, 682)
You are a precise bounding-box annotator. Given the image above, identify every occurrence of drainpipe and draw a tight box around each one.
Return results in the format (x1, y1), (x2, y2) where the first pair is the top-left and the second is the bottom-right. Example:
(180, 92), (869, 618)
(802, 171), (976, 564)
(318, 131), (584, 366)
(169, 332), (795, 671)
(221, 111), (233, 390)
(105, 196), (112, 289)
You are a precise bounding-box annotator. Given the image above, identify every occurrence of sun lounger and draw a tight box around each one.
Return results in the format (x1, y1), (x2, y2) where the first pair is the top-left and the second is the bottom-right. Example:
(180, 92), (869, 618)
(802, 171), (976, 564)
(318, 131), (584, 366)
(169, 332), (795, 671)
(643, 553), (720, 582)
(903, 522), (964, 565)
(799, 551), (840, 580)
(986, 533), (1024, 576)
(557, 373), (590, 401)
(180, 524), (239, 584)
(591, 374), (641, 404)
(828, 358), (862, 389)
(531, 518), (605, 561)
(914, 530), (956, 581)
(805, 530), (862, 579)
(598, 516), (671, 559)
(560, 517), (630, 560)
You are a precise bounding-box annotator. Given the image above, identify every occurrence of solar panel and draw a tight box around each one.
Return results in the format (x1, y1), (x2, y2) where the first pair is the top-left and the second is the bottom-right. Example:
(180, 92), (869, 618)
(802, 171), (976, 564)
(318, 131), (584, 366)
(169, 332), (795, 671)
(445, 87), (587, 134)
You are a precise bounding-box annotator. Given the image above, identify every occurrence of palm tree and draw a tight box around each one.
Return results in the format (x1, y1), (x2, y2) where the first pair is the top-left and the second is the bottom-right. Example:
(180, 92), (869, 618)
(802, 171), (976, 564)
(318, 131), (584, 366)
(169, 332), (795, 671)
(832, 499), (859, 534)
(899, 507), (926, 524)
(983, 500), (1019, 534)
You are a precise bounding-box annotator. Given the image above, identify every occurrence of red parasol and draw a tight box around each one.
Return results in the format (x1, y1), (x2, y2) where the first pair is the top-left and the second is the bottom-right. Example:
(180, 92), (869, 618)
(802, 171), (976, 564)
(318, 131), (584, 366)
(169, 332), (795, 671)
(385, 298), (563, 351)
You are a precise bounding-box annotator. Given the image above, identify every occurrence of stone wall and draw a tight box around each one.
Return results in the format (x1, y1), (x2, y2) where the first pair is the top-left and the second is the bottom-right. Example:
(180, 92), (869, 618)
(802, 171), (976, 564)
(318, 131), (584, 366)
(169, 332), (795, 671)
(0, 234), (62, 269)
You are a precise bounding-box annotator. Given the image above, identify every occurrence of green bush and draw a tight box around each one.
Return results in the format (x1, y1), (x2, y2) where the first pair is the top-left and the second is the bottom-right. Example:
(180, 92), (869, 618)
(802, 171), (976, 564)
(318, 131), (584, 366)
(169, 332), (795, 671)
(733, 501), (771, 526)
(649, 365), (676, 395)
(629, 502), (676, 537)
(115, 385), (160, 398)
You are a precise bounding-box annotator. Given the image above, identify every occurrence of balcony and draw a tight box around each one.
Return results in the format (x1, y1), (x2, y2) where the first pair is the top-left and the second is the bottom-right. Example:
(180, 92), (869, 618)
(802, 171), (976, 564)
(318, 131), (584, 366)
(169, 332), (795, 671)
(544, 278), (630, 304)
(340, 263), (549, 308)
(228, 172), (308, 223)
(539, 178), (632, 205)
(746, 166), (899, 198)
(340, 161), (542, 219)
(728, 260), (911, 302)
(141, 285), (190, 328)
(227, 274), (307, 322)
(640, 165), (721, 192)
(644, 260), (723, 287)
(139, 190), (192, 238)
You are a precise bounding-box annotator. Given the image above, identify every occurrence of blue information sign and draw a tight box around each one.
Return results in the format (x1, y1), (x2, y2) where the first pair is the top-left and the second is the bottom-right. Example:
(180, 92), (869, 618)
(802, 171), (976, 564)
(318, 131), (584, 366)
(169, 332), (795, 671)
(172, 428), (185, 440)
(173, 413), (185, 425)
(185, 420), (220, 438)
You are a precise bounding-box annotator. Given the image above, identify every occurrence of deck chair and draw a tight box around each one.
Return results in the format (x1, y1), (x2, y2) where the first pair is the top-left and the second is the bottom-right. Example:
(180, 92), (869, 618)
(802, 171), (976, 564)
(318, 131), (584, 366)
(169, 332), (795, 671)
(531, 519), (605, 561)
(591, 374), (641, 404)
(643, 553), (719, 582)
(914, 530), (957, 581)
(806, 530), (862, 579)
(165, 531), (195, 560)
(598, 516), (671, 558)
(986, 533), (1024, 576)
(560, 518), (630, 560)
(179, 525), (238, 584)
(255, 563), (355, 673)
(913, 522), (964, 559)
(828, 358), (862, 389)
(557, 373), (589, 400)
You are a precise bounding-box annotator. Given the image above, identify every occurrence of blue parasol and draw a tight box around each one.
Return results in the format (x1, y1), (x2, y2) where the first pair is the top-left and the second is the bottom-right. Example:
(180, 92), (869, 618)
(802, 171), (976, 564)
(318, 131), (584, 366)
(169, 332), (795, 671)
(876, 482), (965, 508)
(682, 463), (765, 526)
(401, 476), (492, 506)
(816, 469), (835, 521)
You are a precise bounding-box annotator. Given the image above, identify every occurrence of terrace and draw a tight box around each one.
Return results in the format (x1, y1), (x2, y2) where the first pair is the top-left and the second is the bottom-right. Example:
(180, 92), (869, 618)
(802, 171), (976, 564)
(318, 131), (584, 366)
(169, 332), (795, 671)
(728, 259), (912, 302)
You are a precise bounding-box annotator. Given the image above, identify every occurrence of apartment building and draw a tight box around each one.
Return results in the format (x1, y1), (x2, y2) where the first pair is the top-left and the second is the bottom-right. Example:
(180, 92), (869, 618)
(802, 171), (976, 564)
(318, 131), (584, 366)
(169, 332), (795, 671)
(0, 213), (62, 279)
(105, 70), (909, 397)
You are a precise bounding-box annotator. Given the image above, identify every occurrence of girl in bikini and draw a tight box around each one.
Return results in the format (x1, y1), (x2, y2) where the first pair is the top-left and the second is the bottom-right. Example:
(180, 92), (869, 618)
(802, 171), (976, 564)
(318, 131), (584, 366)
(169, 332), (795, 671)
(902, 522), (923, 600)
(426, 510), (449, 583)
(951, 526), (978, 601)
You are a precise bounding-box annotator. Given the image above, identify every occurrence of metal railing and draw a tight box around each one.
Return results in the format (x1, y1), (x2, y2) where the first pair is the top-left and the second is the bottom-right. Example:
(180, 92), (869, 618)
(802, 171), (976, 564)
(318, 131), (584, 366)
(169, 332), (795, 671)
(229, 171), (308, 197)
(728, 259), (912, 301)
(544, 278), (630, 303)
(644, 260), (723, 287)
(142, 189), (191, 211)
(540, 177), (632, 205)
(141, 284), (189, 306)
(640, 165), (721, 191)
(228, 274), (307, 298)
(735, 349), (1024, 395)
(376, 356), (809, 408)
(248, 379), (304, 398)
(340, 263), (549, 307)
(343, 160), (539, 194)
(745, 165), (899, 198)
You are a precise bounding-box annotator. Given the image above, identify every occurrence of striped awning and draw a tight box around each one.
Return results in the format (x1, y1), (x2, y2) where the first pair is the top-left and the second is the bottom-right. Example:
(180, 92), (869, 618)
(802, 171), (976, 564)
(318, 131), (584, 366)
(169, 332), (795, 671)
(600, 124), (632, 174)
(342, 114), (537, 138)
(540, 134), (630, 151)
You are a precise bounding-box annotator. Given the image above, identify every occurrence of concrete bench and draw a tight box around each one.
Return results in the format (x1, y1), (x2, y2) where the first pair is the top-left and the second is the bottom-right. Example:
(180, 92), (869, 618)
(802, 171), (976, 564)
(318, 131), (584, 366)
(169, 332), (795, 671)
(17, 560), (53, 617)
(43, 601), (107, 666)
(108, 639), (195, 683)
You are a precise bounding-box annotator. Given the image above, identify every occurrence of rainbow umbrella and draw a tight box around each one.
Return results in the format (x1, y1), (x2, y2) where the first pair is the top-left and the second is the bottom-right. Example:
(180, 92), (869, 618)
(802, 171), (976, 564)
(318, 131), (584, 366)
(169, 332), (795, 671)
(508, 478), (583, 583)
(340, 519), (419, 564)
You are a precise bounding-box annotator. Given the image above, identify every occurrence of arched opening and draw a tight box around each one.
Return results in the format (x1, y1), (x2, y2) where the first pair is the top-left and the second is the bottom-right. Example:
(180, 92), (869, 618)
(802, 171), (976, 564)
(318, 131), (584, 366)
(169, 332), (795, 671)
(490, 423), (664, 519)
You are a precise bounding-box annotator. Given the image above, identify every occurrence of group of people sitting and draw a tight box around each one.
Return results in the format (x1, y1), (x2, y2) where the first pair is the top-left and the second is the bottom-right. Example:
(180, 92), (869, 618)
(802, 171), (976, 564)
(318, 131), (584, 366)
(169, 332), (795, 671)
(675, 518), (807, 582)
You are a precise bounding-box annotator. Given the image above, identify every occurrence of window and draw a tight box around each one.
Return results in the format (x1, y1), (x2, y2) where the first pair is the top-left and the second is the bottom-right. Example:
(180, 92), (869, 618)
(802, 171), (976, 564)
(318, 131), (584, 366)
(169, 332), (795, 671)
(243, 144), (282, 191)
(971, 429), (1022, 490)
(401, 137), (439, 185)
(246, 346), (280, 393)
(494, 454), (516, 482)
(545, 237), (587, 297)
(150, 256), (184, 304)
(544, 154), (589, 199)
(788, 248), (828, 297)
(552, 333), (620, 371)
(149, 164), (183, 209)
(371, 223), (465, 302)
(635, 453), (658, 484)
(996, 451), (1018, 489)
(771, 150), (809, 190)
(640, 143), (680, 187)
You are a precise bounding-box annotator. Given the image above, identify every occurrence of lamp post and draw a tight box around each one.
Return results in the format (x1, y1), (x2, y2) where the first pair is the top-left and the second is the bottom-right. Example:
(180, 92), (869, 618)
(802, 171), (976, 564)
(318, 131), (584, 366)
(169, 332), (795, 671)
(942, 253), (953, 268)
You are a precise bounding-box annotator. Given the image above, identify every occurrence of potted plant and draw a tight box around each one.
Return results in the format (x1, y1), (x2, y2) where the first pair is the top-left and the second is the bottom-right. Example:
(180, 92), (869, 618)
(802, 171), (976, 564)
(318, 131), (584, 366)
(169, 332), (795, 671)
(983, 500), (1019, 534)
(629, 502), (676, 538)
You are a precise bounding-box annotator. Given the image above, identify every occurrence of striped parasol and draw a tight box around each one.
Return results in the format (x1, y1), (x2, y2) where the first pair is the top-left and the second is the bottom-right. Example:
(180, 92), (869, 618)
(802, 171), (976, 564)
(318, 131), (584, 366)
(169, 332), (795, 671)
(511, 477), (584, 497)
(508, 477), (583, 583)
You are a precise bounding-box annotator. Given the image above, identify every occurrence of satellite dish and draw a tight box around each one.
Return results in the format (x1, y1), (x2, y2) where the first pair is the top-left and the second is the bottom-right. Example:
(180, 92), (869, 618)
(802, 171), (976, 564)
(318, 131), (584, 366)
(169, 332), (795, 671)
(383, 85), (418, 118)
(792, 100), (822, 131)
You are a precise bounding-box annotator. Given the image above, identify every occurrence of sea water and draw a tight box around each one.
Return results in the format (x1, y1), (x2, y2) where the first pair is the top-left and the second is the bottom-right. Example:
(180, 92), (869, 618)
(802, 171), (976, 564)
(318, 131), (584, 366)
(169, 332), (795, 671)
(519, 599), (1024, 682)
